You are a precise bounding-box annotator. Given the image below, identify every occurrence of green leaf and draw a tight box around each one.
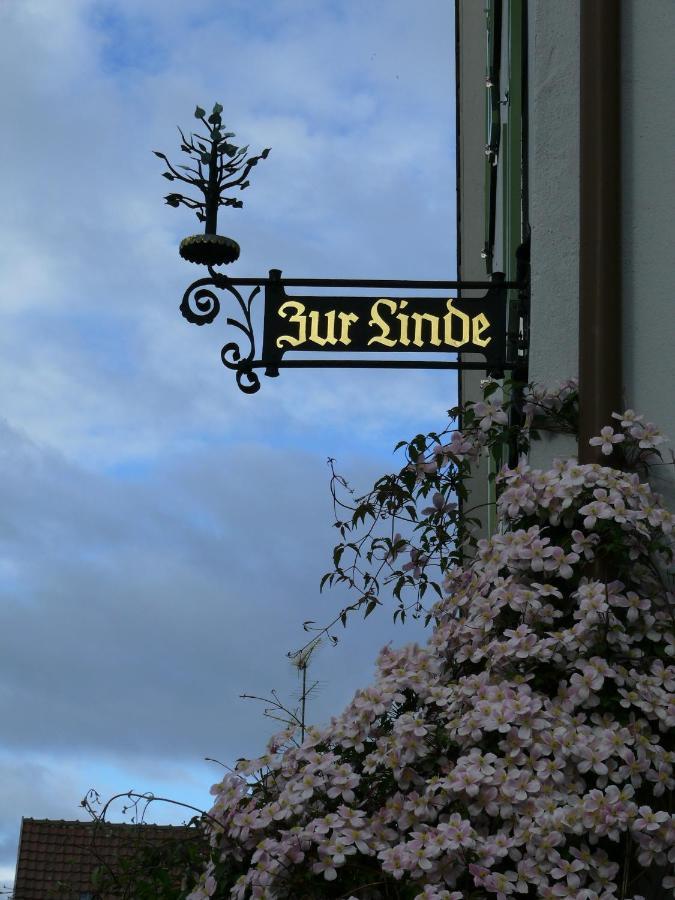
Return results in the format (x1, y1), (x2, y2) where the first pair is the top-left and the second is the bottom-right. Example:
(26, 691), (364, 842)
(364, 599), (378, 619)
(194, 105), (206, 119)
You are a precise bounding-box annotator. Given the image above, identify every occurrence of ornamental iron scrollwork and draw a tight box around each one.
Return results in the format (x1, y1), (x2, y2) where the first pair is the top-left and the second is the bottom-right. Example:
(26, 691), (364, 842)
(180, 270), (261, 394)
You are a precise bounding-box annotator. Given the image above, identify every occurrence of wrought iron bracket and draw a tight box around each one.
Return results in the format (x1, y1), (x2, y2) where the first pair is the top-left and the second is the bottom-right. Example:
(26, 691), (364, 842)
(180, 266), (261, 393)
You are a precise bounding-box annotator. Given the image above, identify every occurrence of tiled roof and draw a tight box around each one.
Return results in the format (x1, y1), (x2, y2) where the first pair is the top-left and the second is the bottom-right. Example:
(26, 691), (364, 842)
(13, 818), (201, 900)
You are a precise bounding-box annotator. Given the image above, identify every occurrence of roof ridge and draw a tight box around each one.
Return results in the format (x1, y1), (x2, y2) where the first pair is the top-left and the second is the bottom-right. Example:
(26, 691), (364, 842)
(21, 817), (190, 826)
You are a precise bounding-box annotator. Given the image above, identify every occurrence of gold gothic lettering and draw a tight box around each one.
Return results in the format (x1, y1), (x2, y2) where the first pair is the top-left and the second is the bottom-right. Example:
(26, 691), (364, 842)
(338, 311), (359, 343)
(369, 298), (491, 349)
(308, 309), (337, 346)
(276, 300), (306, 348)
(277, 301), (359, 348)
(277, 298), (492, 351)
(472, 312), (491, 347)
(443, 298), (469, 347)
(412, 312), (442, 347)
(396, 300), (410, 346)
(367, 298), (398, 347)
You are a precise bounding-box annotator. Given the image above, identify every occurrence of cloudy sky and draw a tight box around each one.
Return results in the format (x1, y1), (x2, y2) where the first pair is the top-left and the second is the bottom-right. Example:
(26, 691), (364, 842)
(0, 0), (456, 887)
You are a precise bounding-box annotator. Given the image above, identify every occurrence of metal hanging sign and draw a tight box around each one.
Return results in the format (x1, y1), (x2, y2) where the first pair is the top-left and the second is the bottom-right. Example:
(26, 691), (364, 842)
(157, 104), (525, 394)
(180, 271), (516, 394)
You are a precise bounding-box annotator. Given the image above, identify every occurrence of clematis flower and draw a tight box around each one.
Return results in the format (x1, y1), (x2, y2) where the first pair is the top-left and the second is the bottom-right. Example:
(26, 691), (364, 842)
(473, 399), (509, 430)
(422, 492), (457, 515)
(589, 426), (625, 455)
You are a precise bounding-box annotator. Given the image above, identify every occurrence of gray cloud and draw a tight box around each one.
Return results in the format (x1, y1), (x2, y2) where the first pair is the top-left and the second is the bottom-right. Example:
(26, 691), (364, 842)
(0, 0), (456, 462)
(0, 419), (427, 756)
(0, 0), (455, 879)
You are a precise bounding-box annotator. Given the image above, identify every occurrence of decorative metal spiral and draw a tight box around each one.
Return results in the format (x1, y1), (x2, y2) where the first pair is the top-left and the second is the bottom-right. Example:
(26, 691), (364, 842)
(180, 278), (221, 325)
(221, 343), (261, 394)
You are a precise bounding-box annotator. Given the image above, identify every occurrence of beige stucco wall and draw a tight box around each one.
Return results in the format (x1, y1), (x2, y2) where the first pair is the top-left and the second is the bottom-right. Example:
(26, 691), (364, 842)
(527, 0), (674, 493)
(621, 0), (675, 507)
(457, 0), (491, 536)
(458, 0), (674, 505)
(527, 0), (580, 469)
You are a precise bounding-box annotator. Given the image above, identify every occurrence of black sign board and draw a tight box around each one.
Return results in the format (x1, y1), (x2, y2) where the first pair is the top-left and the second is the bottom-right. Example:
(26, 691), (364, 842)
(180, 271), (518, 393)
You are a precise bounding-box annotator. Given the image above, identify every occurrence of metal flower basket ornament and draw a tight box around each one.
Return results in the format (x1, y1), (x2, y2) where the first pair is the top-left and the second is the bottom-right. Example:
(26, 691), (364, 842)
(154, 103), (270, 266)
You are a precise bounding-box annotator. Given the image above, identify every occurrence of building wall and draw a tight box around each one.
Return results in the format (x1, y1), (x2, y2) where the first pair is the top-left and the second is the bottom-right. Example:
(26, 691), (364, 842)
(456, 0), (491, 536)
(526, 0), (580, 469)
(527, 0), (674, 483)
(456, 0), (488, 287)
(621, 0), (675, 507)
(457, 0), (674, 500)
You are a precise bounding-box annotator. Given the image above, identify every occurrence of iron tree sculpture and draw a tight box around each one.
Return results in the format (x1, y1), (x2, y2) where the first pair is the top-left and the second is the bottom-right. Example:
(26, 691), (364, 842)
(154, 103), (270, 266)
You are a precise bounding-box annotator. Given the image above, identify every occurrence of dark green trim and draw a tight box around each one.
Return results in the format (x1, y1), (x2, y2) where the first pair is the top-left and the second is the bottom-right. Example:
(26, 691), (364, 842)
(484, 0), (502, 272)
(504, 0), (523, 280)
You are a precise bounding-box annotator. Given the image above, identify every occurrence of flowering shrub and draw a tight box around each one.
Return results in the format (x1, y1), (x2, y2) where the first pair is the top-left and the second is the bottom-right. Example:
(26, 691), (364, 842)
(187, 382), (674, 899)
(319, 378), (581, 631)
